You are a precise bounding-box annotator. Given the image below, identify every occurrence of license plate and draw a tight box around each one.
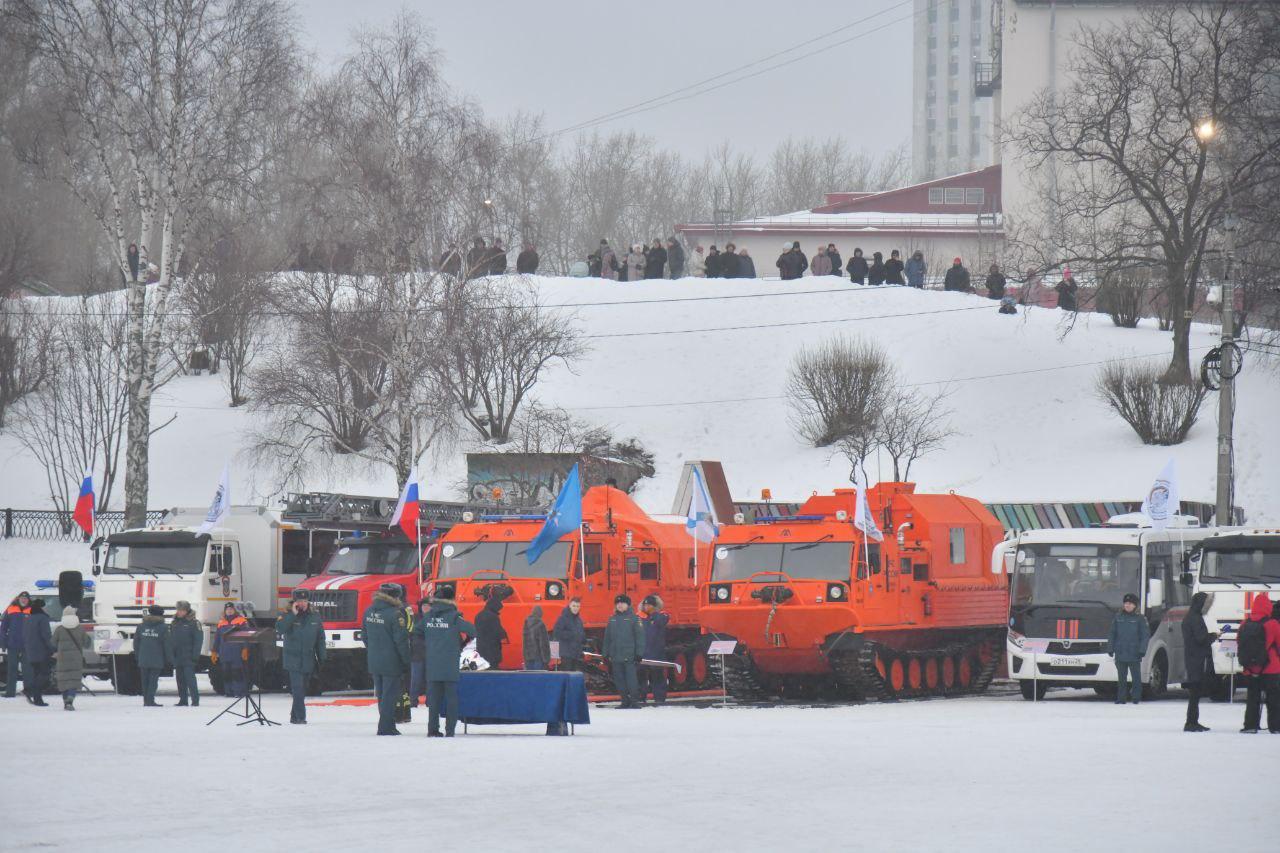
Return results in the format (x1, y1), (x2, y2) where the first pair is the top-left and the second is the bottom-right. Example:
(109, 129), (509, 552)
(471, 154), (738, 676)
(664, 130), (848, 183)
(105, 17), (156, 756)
(1053, 656), (1084, 668)
(325, 640), (336, 649)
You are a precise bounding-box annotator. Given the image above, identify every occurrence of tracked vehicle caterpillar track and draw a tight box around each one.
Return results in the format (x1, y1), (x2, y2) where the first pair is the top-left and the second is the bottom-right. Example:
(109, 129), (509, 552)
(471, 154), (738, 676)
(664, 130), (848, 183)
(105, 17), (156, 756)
(710, 651), (774, 703)
(827, 630), (1003, 701)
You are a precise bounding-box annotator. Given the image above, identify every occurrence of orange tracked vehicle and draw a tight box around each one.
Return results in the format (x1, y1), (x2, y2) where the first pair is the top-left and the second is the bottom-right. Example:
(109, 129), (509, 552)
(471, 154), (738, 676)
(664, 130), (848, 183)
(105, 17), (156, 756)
(699, 482), (1008, 701)
(426, 485), (715, 689)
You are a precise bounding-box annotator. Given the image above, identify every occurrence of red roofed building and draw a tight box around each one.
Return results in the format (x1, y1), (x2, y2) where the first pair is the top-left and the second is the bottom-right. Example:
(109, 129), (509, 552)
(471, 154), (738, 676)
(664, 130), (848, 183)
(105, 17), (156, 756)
(676, 165), (1004, 282)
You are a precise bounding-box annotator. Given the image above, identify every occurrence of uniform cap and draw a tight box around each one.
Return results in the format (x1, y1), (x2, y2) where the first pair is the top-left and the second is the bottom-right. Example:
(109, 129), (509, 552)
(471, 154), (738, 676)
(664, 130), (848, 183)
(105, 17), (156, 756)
(614, 594), (631, 605)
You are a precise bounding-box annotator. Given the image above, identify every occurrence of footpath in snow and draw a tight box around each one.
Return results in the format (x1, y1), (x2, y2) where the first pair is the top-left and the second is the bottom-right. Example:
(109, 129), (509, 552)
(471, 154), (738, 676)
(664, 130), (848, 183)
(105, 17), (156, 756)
(0, 685), (1274, 853)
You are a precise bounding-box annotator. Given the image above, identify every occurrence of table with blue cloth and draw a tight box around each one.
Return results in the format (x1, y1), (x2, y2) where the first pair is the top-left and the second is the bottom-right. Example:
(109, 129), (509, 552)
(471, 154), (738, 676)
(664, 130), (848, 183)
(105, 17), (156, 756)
(458, 670), (591, 735)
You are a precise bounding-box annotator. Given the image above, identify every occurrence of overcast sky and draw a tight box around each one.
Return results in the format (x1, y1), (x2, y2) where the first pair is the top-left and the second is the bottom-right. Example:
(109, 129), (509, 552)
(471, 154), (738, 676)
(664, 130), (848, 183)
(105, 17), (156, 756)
(298, 0), (915, 161)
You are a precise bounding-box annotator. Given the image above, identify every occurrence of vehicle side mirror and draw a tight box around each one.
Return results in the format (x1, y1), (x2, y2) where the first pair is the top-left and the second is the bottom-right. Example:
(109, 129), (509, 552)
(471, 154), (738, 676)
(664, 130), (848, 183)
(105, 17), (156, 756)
(1179, 571), (1193, 588)
(91, 536), (104, 576)
(1147, 577), (1164, 609)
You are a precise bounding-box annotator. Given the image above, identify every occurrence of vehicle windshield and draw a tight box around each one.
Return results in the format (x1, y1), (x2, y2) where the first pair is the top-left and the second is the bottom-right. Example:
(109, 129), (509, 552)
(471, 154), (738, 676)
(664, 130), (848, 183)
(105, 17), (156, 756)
(437, 541), (571, 579)
(323, 543), (419, 575)
(1011, 543), (1140, 610)
(1200, 542), (1280, 584)
(103, 543), (207, 576)
(712, 542), (853, 582)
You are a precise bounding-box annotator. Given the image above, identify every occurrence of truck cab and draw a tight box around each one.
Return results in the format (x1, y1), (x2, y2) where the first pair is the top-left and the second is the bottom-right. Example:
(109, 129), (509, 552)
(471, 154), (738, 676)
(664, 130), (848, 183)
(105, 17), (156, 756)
(1189, 528), (1280, 680)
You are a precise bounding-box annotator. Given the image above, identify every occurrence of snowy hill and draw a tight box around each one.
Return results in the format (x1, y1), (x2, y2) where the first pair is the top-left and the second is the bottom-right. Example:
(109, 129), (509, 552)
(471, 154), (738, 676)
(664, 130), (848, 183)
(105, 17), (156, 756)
(1, 276), (1277, 523)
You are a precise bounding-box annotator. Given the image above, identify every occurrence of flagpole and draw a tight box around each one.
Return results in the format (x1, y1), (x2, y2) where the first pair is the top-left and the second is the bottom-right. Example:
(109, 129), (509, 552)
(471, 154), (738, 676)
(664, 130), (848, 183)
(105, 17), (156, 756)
(579, 521), (586, 583)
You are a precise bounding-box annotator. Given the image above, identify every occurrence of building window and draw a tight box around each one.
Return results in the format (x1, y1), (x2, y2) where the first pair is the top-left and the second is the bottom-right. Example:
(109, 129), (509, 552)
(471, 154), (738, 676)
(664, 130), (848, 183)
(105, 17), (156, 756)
(950, 33), (960, 49)
(971, 0), (982, 19)
(948, 89), (959, 103)
(928, 35), (937, 49)
(950, 5), (960, 21)
(948, 117), (959, 131)
(927, 118), (936, 133)
(948, 59), (960, 76)
(928, 62), (937, 77)
(949, 527), (966, 564)
(948, 140), (959, 158)
(944, 187), (965, 204)
(928, 187), (945, 204)
(972, 29), (983, 44)
(928, 5), (938, 23)
(971, 114), (981, 129)
(965, 187), (984, 205)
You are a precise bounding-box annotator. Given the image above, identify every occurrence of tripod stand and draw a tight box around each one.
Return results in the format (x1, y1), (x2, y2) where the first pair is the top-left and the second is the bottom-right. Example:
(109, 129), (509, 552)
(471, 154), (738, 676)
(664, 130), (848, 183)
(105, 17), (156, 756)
(207, 628), (279, 727)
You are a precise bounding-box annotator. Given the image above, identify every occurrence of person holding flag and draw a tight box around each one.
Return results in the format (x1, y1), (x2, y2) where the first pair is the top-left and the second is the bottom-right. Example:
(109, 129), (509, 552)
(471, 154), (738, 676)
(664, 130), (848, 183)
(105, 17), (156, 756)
(72, 472), (94, 539)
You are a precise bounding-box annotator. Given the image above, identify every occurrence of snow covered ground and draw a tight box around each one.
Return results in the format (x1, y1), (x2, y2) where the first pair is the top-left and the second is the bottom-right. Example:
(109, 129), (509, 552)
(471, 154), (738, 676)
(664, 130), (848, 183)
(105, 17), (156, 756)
(1, 276), (1277, 520)
(0, 685), (1273, 852)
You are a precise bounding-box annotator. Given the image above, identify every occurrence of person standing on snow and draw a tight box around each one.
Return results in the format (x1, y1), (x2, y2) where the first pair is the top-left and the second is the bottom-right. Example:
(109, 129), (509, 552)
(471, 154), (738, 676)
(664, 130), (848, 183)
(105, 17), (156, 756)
(666, 237), (685, 278)
(868, 251), (887, 285)
(475, 593), (508, 670)
(488, 239), (509, 275)
(1181, 591), (1217, 732)
(690, 245), (707, 278)
(132, 605), (169, 708)
(884, 249), (905, 285)
(846, 248), (869, 284)
(516, 243), (540, 274)
(705, 245), (723, 279)
(1, 591), (31, 699)
(213, 603), (249, 698)
(737, 248), (757, 278)
(1238, 592), (1280, 733)
(1106, 593), (1149, 705)
(905, 250), (926, 288)
(985, 262), (1007, 299)
(644, 238), (667, 279)
(943, 257), (971, 292)
(1056, 268), (1079, 312)
(776, 243), (806, 281)
(810, 245), (833, 277)
(409, 598), (432, 707)
(523, 605), (551, 670)
(826, 244), (842, 279)
(278, 589), (326, 724)
(167, 600), (202, 708)
(51, 608), (90, 710)
(466, 237), (488, 280)
(362, 583), (410, 736)
(603, 594), (645, 708)
(419, 587), (474, 737)
(640, 595), (670, 706)
(553, 597), (586, 672)
(626, 243), (646, 282)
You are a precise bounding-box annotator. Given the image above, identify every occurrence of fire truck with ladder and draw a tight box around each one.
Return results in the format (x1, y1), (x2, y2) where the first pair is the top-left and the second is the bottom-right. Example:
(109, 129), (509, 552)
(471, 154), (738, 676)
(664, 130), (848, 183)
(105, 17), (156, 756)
(426, 484), (715, 691)
(699, 482), (1008, 701)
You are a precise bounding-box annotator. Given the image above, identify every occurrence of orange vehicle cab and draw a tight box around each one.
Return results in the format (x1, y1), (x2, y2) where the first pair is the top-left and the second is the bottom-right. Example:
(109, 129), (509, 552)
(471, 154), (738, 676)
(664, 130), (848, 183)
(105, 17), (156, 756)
(699, 482), (1007, 700)
(428, 486), (714, 690)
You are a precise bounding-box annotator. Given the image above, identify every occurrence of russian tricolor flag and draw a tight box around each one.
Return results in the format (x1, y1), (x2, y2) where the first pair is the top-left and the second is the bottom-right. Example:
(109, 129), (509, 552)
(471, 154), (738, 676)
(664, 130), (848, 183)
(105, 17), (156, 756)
(389, 470), (421, 543)
(72, 473), (94, 537)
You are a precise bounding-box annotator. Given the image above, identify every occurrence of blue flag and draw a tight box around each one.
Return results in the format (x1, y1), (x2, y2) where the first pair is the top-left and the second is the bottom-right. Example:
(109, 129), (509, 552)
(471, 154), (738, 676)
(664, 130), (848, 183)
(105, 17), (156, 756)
(527, 464), (583, 564)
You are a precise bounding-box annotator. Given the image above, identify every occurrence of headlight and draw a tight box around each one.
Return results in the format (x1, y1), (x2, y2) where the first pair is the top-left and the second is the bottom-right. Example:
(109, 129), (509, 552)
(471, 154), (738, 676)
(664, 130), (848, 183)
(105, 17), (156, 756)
(827, 584), (845, 601)
(546, 582), (564, 600)
(1008, 630), (1025, 649)
(716, 586), (730, 601)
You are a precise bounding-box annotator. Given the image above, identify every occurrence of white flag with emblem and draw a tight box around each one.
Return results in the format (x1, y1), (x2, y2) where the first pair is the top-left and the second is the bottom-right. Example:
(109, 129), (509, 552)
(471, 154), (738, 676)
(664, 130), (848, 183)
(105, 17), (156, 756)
(685, 466), (719, 543)
(853, 470), (884, 542)
(197, 463), (231, 535)
(1140, 458), (1179, 530)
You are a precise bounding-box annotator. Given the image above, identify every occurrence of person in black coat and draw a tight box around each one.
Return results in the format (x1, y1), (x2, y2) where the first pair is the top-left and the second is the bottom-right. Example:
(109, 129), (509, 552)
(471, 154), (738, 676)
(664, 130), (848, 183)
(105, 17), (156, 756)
(1056, 269), (1079, 311)
(985, 263), (1007, 299)
(466, 237), (488, 280)
(868, 251), (886, 285)
(720, 243), (741, 278)
(552, 598), (586, 671)
(1182, 591), (1218, 732)
(666, 237), (685, 278)
(409, 598), (430, 707)
(884, 249), (905, 285)
(440, 244), (462, 278)
(826, 244), (842, 279)
(127, 243), (140, 282)
(736, 248), (757, 279)
(488, 239), (508, 275)
(705, 246), (723, 279)
(21, 598), (53, 705)
(943, 257), (971, 292)
(776, 244), (806, 281)
(846, 248), (869, 284)
(474, 594), (507, 670)
(640, 596), (670, 705)
(644, 239), (667, 279)
(516, 243), (539, 274)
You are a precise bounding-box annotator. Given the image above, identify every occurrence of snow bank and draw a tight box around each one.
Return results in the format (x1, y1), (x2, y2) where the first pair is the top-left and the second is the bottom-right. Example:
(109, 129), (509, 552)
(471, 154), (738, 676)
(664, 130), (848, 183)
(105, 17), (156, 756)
(1, 277), (1276, 521)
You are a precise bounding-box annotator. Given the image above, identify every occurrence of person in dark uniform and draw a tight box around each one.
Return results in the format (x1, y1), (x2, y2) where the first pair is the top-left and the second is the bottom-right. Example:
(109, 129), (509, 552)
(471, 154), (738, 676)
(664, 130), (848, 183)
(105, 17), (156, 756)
(553, 597), (586, 672)
(362, 583), (410, 735)
(419, 587), (475, 737)
(21, 597), (53, 705)
(133, 605), (169, 707)
(640, 595), (670, 706)
(409, 598), (431, 708)
(603, 594), (645, 708)
(523, 606), (551, 670)
(1, 591), (31, 699)
(167, 600), (202, 707)
(278, 589), (326, 724)
(475, 593), (508, 670)
(1181, 591), (1217, 732)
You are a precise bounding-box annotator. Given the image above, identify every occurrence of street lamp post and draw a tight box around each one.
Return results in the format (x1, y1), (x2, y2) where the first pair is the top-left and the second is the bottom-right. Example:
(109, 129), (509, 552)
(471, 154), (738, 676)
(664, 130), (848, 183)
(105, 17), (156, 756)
(1196, 119), (1237, 525)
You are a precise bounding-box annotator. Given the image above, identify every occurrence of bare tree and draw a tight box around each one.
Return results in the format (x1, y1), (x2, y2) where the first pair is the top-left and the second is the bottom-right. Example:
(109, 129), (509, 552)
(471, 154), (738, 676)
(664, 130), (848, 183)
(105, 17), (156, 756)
(12, 0), (299, 524)
(1096, 360), (1208, 445)
(12, 298), (129, 513)
(876, 386), (956, 482)
(0, 297), (52, 428)
(787, 335), (892, 451)
(1007, 2), (1280, 382)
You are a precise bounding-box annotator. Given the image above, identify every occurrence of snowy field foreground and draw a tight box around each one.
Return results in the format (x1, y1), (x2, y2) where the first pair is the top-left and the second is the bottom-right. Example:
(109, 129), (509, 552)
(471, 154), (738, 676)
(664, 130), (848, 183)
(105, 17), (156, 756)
(0, 685), (1273, 853)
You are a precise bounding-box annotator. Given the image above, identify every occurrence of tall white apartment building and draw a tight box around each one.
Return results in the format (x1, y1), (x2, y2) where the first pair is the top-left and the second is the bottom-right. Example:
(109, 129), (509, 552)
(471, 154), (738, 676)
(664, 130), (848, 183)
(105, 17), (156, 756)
(911, 0), (994, 182)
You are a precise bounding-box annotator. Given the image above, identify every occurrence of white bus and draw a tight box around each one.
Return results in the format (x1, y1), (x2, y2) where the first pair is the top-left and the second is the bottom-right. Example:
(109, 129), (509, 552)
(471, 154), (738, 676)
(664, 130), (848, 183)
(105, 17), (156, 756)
(1001, 515), (1209, 700)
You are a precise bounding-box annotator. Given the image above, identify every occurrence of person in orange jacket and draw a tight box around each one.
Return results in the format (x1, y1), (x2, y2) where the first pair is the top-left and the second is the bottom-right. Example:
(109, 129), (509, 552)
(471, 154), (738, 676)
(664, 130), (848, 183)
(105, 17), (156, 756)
(213, 603), (249, 698)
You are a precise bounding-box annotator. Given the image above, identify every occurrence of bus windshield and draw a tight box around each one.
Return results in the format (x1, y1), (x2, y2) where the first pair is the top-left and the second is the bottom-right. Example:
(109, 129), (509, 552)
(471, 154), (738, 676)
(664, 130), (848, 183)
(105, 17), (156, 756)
(1200, 539), (1280, 584)
(437, 541), (571, 579)
(103, 543), (207, 576)
(1011, 543), (1140, 610)
(324, 543), (420, 575)
(712, 542), (853, 582)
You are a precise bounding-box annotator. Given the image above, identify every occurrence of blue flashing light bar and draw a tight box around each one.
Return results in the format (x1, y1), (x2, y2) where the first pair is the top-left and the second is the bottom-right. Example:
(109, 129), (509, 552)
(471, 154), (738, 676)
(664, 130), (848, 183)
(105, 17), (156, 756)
(753, 515), (826, 524)
(34, 579), (95, 589)
(479, 514), (548, 522)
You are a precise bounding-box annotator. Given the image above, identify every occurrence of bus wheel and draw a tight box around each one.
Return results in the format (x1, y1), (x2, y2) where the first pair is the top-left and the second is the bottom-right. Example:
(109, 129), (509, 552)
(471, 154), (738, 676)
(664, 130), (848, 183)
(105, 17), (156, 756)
(1143, 652), (1168, 700)
(1020, 680), (1047, 701)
